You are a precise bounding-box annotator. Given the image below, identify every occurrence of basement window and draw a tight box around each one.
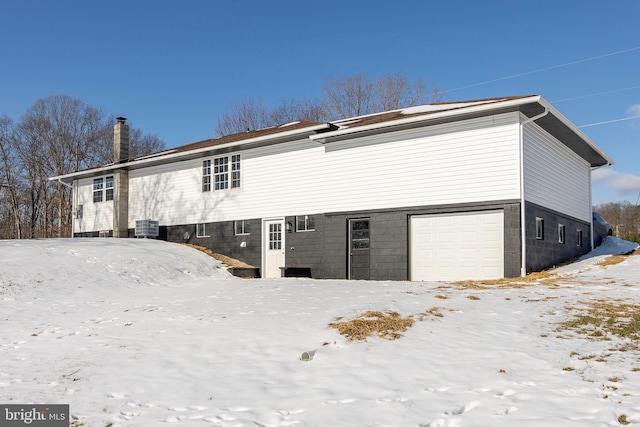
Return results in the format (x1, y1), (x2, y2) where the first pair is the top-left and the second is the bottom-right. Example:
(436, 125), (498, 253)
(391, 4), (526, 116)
(196, 223), (209, 238)
(234, 220), (250, 235)
(577, 229), (583, 247)
(535, 217), (544, 240)
(558, 224), (566, 244)
(296, 215), (315, 232)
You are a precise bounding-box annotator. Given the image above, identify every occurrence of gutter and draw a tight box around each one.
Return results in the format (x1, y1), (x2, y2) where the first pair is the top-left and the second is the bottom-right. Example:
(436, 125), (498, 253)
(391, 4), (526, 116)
(52, 177), (73, 189)
(519, 107), (549, 277)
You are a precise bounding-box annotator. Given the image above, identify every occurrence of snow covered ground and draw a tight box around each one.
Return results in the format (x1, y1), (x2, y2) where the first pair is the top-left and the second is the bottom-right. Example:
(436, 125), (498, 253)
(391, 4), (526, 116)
(1, 237), (639, 427)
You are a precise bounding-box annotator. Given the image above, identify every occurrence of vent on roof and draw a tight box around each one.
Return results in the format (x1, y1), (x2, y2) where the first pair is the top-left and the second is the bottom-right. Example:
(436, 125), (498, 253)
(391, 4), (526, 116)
(135, 219), (159, 238)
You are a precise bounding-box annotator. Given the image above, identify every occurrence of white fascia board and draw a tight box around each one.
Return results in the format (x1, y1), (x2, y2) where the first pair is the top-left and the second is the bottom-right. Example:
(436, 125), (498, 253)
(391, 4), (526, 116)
(49, 123), (331, 183)
(310, 96), (542, 142)
(537, 97), (614, 166)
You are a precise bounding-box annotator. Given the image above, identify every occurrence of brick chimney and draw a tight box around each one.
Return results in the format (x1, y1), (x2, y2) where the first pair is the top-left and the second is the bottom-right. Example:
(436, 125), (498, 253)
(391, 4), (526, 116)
(113, 117), (129, 238)
(114, 117), (129, 163)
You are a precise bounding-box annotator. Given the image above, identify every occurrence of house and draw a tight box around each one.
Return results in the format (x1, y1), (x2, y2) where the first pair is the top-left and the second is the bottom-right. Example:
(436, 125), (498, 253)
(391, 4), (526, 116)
(50, 95), (613, 281)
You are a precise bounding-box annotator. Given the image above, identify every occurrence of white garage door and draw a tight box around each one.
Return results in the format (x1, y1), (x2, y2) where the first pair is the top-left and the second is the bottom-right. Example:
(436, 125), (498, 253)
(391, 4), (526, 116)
(410, 210), (504, 281)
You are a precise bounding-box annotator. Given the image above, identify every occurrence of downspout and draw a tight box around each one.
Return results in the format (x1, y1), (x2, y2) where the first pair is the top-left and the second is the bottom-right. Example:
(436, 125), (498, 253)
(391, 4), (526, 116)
(518, 107), (549, 277)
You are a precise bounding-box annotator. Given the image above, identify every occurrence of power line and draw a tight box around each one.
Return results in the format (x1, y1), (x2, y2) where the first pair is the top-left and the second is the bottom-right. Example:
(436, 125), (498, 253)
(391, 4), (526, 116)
(445, 46), (640, 93)
(552, 84), (640, 103)
(579, 114), (640, 128)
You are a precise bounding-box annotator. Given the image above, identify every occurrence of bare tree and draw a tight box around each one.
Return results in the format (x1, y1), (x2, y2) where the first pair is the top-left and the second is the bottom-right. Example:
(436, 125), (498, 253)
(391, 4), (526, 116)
(595, 201), (640, 243)
(215, 98), (271, 136)
(324, 72), (443, 120)
(85, 118), (166, 166)
(216, 97), (328, 136)
(0, 115), (22, 238)
(215, 72), (444, 136)
(15, 95), (114, 237)
(268, 97), (327, 126)
(323, 74), (374, 119)
(0, 96), (167, 239)
(128, 128), (166, 159)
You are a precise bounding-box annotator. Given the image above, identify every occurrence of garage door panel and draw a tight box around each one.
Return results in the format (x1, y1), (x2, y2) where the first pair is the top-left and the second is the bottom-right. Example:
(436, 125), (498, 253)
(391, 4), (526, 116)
(411, 210), (504, 281)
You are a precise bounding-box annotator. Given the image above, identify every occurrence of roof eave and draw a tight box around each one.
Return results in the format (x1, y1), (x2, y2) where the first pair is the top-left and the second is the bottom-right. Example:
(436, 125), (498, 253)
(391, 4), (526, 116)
(536, 98), (614, 167)
(49, 123), (332, 183)
(310, 96), (543, 143)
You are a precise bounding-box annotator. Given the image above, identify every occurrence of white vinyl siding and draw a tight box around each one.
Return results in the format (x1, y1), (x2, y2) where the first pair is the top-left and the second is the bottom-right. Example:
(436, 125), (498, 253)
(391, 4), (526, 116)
(84, 113), (524, 231)
(74, 176), (113, 233)
(523, 118), (591, 222)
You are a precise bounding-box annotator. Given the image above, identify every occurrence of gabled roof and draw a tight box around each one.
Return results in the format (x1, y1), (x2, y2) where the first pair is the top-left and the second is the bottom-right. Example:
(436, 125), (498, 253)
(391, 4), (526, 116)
(49, 95), (612, 184)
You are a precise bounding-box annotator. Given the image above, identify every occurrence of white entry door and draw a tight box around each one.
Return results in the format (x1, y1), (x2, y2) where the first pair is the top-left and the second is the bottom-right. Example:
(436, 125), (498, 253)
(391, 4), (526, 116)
(263, 219), (285, 278)
(410, 210), (504, 281)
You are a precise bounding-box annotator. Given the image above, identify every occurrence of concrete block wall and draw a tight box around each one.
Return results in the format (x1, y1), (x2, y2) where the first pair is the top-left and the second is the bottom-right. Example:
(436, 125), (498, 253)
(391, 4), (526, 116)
(525, 201), (591, 273)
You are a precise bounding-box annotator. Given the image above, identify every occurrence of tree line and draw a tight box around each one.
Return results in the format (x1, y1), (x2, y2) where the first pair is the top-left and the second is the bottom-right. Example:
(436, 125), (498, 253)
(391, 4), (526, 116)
(0, 95), (165, 239)
(594, 201), (640, 243)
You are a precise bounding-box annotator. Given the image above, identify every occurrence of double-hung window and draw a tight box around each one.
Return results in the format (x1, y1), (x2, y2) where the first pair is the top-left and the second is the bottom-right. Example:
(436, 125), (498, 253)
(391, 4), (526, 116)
(202, 160), (211, 192)
(214, 157), (229, 190)
(93, 176), (114, 203)
(202, 155), (241, 192)
(231, 155), (241, 188)
(105, 176), (114, 201)
(93, 178), (104, 203)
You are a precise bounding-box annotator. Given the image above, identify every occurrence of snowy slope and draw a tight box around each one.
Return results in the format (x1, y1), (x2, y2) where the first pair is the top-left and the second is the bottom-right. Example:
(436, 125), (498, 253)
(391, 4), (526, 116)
(1, 237), (639, 427)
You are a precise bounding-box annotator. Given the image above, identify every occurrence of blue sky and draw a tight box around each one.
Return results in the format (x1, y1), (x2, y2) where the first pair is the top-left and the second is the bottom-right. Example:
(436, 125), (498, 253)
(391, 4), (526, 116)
(1, 0), (639, 205)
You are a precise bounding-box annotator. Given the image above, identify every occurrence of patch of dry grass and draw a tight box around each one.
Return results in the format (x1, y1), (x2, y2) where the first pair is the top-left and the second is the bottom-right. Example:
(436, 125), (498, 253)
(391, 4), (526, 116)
(439, 249), (638, 289)
(445, 269), (560, 290)
(182, 244), (254, 268)
(557, 298), (640, 351)
(329, 311), (415, 341)
(417, 307), (444, 319)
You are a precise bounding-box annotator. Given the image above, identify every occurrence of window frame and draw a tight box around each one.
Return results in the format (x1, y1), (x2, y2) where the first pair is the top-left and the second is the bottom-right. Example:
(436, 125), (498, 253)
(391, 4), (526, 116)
(105, 176), (114, 201)
(234, 220), (250, 236)
(576, 229), (583, 247)
(93, 178), (104, 203)
(196, 223), (209, 238)
(558, 224), (566, 244)
(93, 176), (114, 203)
(202, 155), (241, 192)
(535, 217), (544, 240)
(214, 157), (229, 190)
(231, 154), (241, 189)
(296, 215), (315, 232)
(202, 160), (211, 192)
